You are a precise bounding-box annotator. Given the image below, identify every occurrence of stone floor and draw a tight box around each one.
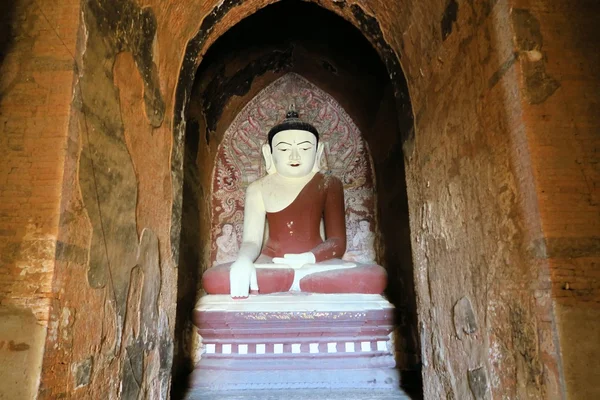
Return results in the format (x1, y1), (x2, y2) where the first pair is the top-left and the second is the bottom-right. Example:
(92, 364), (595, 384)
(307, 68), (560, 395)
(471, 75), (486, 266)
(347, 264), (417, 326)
(185, 389), (414, 400)
(178, 368), (423, 400)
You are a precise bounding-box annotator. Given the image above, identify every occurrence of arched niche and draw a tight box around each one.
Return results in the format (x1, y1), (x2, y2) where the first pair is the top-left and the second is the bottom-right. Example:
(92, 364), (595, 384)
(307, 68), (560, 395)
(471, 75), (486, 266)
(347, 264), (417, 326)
(172, 2), (419, 396)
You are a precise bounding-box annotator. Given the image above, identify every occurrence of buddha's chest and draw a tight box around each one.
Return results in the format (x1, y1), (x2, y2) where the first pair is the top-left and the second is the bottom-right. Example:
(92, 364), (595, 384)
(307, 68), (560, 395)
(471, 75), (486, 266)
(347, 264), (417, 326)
(260, 173), (324, 213)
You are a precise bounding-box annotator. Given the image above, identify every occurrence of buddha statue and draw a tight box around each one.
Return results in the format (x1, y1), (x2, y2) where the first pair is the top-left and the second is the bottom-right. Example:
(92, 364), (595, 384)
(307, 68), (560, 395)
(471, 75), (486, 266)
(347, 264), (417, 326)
(202, 108), (386, 298)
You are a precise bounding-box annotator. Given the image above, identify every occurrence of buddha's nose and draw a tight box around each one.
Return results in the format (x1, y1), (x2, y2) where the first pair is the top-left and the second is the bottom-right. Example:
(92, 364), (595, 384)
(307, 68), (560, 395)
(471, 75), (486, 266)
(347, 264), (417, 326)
(290, 147), (300, 161)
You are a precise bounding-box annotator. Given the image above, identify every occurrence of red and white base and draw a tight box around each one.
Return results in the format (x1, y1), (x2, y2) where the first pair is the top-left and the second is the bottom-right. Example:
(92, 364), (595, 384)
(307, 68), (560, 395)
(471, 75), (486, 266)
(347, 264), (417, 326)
(191, 293), (401, 390)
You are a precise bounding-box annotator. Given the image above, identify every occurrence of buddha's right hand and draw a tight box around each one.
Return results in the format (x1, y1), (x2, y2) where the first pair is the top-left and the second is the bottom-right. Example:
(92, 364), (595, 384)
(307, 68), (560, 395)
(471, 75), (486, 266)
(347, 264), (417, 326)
(229, 259), (258, 298)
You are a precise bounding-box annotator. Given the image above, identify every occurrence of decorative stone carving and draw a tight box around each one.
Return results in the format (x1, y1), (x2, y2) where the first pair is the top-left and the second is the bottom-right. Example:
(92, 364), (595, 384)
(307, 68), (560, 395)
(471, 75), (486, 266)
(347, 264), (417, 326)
(214, 223), (239, 265)
(345, 219), (377, 262)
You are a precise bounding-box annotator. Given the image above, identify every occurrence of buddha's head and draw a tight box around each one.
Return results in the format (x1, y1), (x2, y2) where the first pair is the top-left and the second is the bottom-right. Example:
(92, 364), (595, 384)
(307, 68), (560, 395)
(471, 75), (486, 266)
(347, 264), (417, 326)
(262, 108), (324, 178)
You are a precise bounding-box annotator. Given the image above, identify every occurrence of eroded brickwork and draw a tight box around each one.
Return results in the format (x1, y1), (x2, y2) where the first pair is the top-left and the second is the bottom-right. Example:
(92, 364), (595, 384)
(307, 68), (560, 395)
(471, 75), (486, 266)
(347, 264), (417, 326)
(403, 1), (562, 397)
(0, 0), (78, 326)
(511, 1), (600, 398)
(0, 0), (79, 397)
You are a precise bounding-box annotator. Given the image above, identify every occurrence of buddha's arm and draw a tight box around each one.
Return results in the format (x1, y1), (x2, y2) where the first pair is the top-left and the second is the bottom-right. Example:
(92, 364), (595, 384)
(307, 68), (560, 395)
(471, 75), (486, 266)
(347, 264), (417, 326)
(310, 176), (347, 262)
(215, 235), (228, 252)
(236, 183), (266, 262)
(229, 183), (265, 297)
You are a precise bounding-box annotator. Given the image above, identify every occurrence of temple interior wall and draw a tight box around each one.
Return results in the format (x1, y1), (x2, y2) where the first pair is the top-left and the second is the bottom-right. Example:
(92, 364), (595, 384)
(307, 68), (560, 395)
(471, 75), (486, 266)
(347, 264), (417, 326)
(509, 1), (600, 398)
(0, 0), (79, 398)
(0, 0), (597, 399)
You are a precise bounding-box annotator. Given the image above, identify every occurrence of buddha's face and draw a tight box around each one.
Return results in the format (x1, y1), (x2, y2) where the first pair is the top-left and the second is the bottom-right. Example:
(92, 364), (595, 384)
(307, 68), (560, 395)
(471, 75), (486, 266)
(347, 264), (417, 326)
(271, 129), (318, 178)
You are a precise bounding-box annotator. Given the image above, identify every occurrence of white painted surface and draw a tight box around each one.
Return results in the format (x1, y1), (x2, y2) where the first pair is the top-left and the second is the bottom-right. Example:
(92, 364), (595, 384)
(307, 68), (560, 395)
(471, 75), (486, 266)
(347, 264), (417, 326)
(196, 293), (393, 312)
(327, 343), (337, 353)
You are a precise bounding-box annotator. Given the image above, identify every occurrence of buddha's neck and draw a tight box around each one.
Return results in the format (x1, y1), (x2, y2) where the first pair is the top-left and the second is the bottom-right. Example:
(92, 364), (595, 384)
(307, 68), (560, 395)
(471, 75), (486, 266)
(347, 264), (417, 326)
(272, 171), (317, 186)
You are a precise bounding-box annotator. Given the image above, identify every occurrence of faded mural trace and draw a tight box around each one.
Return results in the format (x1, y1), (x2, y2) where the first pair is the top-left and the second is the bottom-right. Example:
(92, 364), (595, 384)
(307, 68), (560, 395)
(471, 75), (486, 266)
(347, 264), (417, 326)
(210, 73), (378, 266)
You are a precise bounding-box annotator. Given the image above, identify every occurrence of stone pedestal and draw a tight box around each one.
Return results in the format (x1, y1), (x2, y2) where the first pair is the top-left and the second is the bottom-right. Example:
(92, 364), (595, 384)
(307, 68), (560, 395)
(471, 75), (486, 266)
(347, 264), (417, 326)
(191, 293), (400, 390)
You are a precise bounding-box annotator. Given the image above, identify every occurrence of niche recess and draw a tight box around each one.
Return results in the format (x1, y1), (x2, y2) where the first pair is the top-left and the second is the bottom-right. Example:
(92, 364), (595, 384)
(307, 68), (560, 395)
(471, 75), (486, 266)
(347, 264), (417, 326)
(173, 1), (420, 395)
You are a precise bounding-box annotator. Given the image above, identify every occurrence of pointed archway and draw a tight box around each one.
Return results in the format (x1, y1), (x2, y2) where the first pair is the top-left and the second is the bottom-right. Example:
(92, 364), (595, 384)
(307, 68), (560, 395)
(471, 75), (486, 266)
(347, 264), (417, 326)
(171, 1), (419, 397)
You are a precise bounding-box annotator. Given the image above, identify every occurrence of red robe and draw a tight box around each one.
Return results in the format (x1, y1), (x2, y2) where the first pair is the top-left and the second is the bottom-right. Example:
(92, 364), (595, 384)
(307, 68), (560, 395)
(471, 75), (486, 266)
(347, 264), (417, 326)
(203, 173), (386, 295)
(262, 172), (346, 261)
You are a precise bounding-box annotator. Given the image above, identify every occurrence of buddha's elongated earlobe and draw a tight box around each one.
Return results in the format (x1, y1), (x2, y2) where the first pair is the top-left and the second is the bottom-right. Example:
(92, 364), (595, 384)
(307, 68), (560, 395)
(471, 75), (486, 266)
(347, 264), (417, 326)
(312, 142), (325, 172)
(262, 143), (277, 174)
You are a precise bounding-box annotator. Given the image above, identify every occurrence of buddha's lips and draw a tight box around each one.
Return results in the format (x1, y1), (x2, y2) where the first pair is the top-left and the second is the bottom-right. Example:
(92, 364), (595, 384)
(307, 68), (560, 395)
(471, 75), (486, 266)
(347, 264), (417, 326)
(289, 163), (300, 167)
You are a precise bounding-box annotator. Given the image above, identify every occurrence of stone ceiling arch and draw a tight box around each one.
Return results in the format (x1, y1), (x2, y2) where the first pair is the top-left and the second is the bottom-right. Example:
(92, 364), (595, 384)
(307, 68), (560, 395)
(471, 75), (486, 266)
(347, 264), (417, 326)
(175, 0), (413, 118)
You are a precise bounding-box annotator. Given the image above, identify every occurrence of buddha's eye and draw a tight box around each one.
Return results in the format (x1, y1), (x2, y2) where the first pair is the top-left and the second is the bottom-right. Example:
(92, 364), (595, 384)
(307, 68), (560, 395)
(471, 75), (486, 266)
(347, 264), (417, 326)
(278, 148), (289, 152)
(301, 147), (311, 151)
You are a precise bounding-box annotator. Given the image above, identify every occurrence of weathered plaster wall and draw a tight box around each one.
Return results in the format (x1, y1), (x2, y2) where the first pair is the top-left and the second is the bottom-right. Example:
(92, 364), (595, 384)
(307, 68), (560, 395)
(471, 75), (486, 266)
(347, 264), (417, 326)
(0, 0), (78, 328)
(369, 87), (420, 374)
(36, 0), (185, 397)
(0, 0), (79, 397)
(404, 1), (562, 396)
(509, 1), (600, 398)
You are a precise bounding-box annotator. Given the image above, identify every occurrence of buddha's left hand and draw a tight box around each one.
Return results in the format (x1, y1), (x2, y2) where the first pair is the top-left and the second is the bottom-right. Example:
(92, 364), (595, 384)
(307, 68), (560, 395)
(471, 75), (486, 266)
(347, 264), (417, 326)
(272, 252), (316, 269)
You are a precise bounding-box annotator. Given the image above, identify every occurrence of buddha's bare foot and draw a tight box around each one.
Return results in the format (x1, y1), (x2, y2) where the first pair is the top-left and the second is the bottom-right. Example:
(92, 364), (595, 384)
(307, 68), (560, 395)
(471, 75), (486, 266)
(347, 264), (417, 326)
(296, 260), (356, 275)
(289, 260), (357, 291)
(272, 252), (316, 269)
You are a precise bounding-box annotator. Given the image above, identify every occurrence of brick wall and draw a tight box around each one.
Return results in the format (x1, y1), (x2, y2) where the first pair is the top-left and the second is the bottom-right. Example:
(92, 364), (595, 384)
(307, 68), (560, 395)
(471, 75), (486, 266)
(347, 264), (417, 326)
(512, 1), (600, 398)
(0, 0), (79, 398)
(0, 0), (78, 325)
